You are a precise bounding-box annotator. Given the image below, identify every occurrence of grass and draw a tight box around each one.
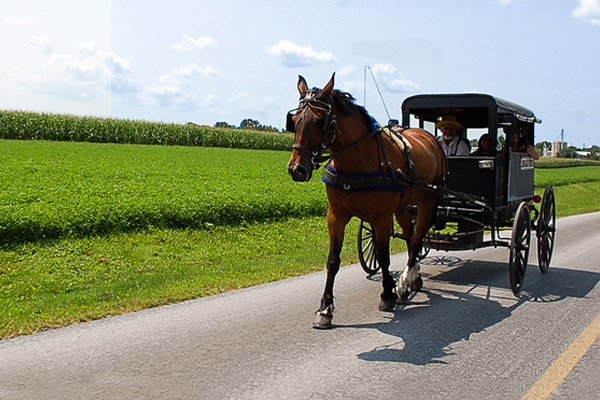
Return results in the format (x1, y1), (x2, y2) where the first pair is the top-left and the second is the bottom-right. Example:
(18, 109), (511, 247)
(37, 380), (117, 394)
(0, 217), (408, 338)
(1, 140), (600, 338)
(0, 140), (326, 246)
(543, 181), (600, 217)
(535, 166), (600, 188)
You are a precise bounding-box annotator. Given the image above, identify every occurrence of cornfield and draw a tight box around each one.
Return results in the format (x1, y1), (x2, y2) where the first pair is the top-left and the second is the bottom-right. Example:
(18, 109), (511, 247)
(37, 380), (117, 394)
(0, 110), (294, 150)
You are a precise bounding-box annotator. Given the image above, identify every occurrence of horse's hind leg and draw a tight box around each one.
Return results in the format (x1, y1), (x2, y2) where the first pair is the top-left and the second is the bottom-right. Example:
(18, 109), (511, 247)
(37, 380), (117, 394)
(397, 194), (437, 303)
(373, 218), (397, 311)
(314, 208), (350, 329)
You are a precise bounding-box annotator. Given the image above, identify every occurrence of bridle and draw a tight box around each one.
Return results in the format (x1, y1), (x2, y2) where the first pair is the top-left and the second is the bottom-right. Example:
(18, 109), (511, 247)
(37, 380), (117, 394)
(287, 93), (337, 170)
(287, 91), (385, 173)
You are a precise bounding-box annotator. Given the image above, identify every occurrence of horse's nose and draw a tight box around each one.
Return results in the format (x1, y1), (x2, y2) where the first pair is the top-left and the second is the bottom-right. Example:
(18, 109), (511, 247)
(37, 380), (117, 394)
(288, 163), (310, 182)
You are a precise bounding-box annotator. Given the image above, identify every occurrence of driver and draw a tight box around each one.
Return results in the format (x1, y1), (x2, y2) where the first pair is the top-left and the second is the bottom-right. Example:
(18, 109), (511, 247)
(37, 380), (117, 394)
(436, 115), (470, 156)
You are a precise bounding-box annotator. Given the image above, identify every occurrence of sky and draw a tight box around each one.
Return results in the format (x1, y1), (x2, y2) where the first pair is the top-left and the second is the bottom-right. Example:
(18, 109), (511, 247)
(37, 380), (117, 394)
(1, 0), (599, 147)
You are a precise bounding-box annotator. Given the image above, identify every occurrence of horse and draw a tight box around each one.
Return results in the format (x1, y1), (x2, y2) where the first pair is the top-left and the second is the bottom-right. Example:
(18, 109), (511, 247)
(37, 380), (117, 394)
(286, 73), (447, 329)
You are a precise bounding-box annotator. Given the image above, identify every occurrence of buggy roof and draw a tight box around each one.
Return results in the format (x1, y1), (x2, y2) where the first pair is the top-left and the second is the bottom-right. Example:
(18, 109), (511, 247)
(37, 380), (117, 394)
(401, 93), (541, 128)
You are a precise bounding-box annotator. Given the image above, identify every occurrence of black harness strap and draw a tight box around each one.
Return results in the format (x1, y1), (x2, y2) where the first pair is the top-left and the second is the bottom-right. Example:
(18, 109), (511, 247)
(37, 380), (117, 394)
(288, 94), (423, 192)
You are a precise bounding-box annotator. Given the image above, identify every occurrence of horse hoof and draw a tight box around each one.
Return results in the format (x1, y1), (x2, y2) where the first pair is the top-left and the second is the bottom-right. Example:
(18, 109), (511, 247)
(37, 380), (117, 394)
(378, 297), (396, 312)
(410, 275), (423, 292)
(396, 291), (410, 304)
(313, 314), (333, 329)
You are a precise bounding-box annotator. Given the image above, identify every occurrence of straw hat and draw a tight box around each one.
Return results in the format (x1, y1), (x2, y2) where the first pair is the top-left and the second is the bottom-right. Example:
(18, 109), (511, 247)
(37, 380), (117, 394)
(436, 115), (463, 129)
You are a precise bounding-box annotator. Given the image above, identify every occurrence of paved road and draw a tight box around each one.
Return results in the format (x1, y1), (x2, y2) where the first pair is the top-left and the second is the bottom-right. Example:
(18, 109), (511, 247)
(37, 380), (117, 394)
(1, 212), (600, 400)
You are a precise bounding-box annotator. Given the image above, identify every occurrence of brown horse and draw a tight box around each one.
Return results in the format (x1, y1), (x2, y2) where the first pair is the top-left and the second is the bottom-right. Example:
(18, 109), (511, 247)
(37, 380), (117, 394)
(287, 74), (447, 329)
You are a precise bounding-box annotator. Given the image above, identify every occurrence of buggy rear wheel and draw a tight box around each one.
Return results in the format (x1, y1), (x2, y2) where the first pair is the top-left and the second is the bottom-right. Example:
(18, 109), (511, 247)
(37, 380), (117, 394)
(537, 186), (556, 273)
(358, 220), (380, 275)
(509, 202), (532, 295)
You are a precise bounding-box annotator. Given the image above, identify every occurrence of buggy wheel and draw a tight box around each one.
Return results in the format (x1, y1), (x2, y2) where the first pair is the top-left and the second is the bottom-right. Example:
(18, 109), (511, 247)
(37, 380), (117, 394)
(509, 202), (532, 295)
(537, 186), (556, 273)
(358, 220), (380, 275)
(417, 239), (431, 261)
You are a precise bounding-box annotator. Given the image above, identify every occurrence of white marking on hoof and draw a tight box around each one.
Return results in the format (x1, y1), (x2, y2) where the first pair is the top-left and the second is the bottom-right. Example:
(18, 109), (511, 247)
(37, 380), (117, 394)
(396, 262), (421, 298)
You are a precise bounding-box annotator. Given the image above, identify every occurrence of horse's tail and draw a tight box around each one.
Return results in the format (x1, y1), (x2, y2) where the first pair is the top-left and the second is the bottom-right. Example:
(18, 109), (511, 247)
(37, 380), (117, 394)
(433, 136), (449, 186)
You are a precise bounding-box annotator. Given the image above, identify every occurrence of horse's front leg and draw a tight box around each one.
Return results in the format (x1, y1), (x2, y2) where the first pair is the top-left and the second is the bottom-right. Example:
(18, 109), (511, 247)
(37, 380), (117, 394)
(314, 208), (350, 329)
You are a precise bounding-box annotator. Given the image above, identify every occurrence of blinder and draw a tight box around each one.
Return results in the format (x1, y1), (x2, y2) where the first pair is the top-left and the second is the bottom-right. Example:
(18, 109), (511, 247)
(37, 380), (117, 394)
(286, 110), (296, 133)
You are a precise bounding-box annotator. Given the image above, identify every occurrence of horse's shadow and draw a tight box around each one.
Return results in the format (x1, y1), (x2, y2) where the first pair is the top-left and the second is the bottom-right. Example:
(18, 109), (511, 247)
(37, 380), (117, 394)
(349, 257), (600, 365)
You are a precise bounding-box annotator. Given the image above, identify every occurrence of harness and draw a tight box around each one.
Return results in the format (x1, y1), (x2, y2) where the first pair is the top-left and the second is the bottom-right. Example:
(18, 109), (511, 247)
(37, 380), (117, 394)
(322, 164), (408, 192)
(287, 93), (416, 192)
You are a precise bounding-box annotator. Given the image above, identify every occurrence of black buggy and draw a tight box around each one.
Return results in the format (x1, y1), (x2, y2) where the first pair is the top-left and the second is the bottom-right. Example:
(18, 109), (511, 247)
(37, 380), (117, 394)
(357, 93), (556, 294)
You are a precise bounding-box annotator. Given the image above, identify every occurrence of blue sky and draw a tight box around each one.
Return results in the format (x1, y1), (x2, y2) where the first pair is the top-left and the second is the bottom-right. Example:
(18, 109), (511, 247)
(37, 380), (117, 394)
(1, 0), (599, 147)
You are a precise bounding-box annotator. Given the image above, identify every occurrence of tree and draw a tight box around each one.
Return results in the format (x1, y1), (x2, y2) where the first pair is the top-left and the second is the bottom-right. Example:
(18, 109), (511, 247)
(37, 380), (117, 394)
(240, 119), (261, 129)
(558, 146), (578, 158)
(214, 121), (234, 129)
(535, 141), (552, 156)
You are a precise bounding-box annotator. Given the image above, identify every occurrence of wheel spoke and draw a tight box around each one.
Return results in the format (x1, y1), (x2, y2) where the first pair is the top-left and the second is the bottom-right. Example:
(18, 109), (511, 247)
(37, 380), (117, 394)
(361, 230), (373, 242)
(362, 238), (373, 256)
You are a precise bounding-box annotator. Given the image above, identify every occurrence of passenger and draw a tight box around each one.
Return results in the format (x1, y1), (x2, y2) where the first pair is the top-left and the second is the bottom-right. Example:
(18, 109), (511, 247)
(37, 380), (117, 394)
(436, 115), (470, 156)
(509, 129), (525, 153)
(506, 127), (541, 160)
(471, 133), (490, 156)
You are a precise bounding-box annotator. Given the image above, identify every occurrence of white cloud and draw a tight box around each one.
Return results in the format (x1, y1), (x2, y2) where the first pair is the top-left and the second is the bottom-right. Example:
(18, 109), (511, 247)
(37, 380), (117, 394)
(572, 0), (600, 26)
(172, 63), (220, 79)
(28, 35), (54, 53)
(157, 62), (220, 90)
(145, 85), (192, 107)
(267, 40), (336, 67)
(371, 64), (419, 93)
(205, 94), (218, 108)
(229, 91), (252, 105)
(145, 61), (221, 109)
(2, 16), (31, 26)
(172, 34), (214, 52)
(15, 42), (138, 100)
(338, 65), (355, 76)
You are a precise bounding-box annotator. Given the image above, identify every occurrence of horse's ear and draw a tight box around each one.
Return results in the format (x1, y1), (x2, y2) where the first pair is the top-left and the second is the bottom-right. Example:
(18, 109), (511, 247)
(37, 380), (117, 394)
(321, 72), (335, 97)
(298, 75), (308, 98)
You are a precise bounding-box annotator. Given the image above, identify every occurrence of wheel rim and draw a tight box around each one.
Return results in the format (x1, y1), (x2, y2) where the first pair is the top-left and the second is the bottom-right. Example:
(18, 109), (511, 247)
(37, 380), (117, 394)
(537, 187), (556, 273)
(509, 203), (531, 294)
(358, 220), (379, 274)
(417, 238), (431, 260)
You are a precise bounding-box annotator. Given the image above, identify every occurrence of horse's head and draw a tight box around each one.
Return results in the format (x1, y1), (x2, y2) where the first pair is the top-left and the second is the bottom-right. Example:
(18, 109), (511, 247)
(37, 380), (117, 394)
(286, 73), (337, 182)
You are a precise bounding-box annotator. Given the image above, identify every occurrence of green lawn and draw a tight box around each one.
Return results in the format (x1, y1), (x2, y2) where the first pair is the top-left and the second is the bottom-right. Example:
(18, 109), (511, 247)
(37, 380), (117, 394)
(1, 140), (599, 338)
(0, 140), (326, 246)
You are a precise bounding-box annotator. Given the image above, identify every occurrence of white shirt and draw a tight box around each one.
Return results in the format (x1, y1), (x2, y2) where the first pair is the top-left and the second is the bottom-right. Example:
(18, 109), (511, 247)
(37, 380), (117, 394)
(438, 135), (470, 156)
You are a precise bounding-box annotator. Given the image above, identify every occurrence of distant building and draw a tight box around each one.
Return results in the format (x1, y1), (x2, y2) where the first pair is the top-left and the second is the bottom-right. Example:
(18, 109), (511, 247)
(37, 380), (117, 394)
(551, 141), (567, 157)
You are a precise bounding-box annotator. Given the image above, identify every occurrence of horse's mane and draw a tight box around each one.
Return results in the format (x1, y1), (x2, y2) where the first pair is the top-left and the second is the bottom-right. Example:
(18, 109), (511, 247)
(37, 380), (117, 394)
(310, 88), (374, 126)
